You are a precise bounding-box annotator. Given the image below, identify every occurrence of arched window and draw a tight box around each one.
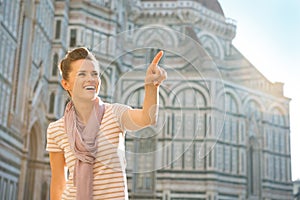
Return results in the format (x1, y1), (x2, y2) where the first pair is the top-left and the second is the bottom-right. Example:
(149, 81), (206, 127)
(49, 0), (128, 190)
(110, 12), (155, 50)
(52, 53), (58, 76)
(49, 93), (55, 114)
(249, 136), (260, 195)
(198, 35), (221, 58)
(221, 92), (239, 142)
(99, 76), (108, 99)
(219, 92), (239, 174)
(246, 100), (262, 120)
(125, 87), (162, 193)
(132, 129), (156, 193)
(24, 126), (38, 200)
(245, 100), (262, 197)
(55, 20), (61, 39)
(124, 86), (167, 194)
(70, 29), (77, 47)
(125, 87), (145, 109)
(172, 88), (207, 170)
(270, 108), (286, 181)
(271, 108), (285, 126)
(173, 88), (206, 108)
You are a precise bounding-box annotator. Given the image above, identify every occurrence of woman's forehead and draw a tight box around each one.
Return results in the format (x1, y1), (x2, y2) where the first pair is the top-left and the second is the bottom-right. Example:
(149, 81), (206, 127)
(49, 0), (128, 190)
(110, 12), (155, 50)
(71, 59), (100, 72)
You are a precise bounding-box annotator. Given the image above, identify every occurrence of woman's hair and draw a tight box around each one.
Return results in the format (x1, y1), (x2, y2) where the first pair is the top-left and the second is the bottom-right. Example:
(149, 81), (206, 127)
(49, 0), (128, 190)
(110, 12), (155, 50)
(59, 47), (99, 80)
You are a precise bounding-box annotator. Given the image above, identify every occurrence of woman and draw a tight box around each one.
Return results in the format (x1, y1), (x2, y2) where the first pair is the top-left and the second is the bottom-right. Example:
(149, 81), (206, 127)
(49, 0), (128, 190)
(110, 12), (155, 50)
(46, 47), (167, 200)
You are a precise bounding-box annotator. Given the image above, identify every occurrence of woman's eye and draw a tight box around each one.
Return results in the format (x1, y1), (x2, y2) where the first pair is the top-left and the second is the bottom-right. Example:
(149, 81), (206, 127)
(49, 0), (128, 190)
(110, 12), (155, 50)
(92, 72), (99, 77)
(78, 73), (85, 76)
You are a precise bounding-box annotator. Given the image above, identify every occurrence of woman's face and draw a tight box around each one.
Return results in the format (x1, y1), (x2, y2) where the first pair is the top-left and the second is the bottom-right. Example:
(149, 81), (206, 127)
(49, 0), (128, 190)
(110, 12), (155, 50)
(62, 59), (101, 101)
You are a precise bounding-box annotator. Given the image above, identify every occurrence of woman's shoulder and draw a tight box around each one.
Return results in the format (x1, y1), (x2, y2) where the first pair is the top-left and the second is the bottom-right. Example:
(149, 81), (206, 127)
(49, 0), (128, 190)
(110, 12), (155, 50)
(47, 117), (65, 132)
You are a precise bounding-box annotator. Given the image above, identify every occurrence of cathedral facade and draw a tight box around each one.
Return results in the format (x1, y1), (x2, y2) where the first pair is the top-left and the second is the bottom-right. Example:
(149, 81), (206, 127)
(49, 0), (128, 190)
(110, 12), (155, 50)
(0, 0), (293, 199)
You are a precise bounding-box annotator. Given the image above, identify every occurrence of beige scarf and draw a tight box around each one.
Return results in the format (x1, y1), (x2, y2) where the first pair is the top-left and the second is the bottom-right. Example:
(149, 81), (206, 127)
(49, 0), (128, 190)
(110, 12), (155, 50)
(64, 97), (105, 200)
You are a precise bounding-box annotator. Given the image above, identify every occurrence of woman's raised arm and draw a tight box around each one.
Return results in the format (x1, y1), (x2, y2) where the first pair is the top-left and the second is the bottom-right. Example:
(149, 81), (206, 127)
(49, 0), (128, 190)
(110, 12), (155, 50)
(123, 51), (167, 131)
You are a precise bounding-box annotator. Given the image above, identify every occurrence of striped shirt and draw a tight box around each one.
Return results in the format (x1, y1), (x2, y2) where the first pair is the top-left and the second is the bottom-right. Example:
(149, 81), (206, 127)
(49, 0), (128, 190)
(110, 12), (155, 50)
(46, 103), (131, 200)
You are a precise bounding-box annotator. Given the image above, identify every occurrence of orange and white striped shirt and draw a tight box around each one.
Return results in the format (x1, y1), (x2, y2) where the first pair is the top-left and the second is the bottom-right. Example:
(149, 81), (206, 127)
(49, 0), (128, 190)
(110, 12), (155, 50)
(46, 103), (131, 200)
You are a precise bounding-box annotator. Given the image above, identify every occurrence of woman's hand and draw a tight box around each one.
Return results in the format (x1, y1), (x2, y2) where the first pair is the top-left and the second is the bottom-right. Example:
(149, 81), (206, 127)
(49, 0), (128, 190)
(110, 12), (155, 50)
(145, 51), (167, 87)
(122, 51), (167, 131)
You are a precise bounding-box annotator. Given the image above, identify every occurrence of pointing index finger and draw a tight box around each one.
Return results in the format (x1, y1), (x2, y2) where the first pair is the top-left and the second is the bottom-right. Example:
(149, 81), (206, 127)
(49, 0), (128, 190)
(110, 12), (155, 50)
(151, 50), (164, 65)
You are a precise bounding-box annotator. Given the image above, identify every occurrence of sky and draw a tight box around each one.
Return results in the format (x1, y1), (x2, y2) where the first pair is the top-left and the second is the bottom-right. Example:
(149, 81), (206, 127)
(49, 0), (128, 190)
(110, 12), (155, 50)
(218, 0), (300, 181)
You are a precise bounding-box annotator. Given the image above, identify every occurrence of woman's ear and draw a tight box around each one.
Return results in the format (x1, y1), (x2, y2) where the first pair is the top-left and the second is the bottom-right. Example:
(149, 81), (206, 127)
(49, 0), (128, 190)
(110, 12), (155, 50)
(61, 79), (69, 91)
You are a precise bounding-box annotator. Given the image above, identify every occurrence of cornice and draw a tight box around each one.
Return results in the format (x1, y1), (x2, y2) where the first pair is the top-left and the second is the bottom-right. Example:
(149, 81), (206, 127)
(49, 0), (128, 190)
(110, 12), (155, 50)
(129, 0), (236, 40)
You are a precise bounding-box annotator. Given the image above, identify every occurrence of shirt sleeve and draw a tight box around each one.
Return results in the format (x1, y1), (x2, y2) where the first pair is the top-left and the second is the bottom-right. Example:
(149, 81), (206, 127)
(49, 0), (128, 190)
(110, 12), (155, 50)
(46, 122), (64, 152)
(111, 103), (132, 132)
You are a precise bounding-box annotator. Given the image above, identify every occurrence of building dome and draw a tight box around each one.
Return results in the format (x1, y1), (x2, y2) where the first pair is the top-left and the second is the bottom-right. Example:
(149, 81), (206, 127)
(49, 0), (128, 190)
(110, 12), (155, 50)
(194, 0), (224, 16)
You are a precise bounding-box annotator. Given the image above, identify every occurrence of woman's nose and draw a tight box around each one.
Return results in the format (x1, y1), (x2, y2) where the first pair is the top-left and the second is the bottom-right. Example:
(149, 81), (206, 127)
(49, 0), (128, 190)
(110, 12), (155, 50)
(87, 73), (96, 81)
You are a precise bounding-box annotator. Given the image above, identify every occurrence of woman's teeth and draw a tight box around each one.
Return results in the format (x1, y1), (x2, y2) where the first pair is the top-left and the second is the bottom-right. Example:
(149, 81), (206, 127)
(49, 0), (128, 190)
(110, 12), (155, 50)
(85, 86), (95, 90)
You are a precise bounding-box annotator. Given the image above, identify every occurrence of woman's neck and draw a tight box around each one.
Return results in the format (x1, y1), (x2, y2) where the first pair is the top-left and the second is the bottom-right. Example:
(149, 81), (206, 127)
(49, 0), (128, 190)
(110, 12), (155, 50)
(72, 99), (94, 124)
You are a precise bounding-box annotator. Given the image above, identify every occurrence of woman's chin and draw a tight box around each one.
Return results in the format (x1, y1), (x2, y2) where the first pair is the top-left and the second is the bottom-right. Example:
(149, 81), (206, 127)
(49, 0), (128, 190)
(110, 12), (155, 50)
(72, 93), (98, 102)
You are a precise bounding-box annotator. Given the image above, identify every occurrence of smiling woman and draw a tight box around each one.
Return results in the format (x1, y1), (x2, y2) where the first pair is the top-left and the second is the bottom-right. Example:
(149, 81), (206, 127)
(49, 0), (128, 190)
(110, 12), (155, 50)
(61, 58), (101, 104)
(46, 47), (167, 200)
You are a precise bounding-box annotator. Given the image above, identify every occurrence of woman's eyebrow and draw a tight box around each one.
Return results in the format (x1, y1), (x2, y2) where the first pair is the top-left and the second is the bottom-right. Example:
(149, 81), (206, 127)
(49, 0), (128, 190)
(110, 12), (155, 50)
(77, 70), (99, 74)
(77, 70), (98, 72)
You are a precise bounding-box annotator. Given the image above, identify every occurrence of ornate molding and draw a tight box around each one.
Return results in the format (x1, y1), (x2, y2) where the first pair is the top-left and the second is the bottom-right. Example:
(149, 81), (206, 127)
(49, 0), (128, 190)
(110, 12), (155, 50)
(134, 0), (236, 40)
